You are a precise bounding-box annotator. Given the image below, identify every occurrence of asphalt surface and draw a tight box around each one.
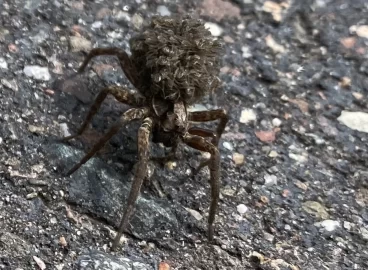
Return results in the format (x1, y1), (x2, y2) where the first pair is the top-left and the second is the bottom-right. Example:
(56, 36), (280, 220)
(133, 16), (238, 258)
(0, 0), (367, 269)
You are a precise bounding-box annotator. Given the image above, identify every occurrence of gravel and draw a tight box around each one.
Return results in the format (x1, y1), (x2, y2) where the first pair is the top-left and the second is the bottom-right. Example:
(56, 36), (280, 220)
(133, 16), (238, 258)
(0, 0), (368, 269)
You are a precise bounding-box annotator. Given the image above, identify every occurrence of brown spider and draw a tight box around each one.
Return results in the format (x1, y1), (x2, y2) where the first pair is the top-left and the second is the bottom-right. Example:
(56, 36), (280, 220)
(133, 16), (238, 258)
(63, 15), (228, 250)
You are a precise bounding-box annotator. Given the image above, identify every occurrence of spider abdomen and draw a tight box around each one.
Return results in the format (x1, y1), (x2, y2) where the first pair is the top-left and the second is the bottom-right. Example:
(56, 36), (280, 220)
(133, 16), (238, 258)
(129, 15), (223, 105)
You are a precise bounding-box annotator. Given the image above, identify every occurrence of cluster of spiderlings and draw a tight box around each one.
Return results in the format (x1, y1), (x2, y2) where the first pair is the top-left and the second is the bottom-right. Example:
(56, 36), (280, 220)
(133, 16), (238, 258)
(129, 15), (223, 104)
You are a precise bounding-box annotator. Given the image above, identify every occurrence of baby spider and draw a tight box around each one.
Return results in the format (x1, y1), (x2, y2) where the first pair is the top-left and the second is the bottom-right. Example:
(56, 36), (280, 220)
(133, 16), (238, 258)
(63, 15), (228, 250)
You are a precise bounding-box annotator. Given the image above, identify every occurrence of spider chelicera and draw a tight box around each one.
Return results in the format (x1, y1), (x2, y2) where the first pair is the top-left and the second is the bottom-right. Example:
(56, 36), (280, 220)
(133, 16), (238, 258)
(63, 15), (228, 250)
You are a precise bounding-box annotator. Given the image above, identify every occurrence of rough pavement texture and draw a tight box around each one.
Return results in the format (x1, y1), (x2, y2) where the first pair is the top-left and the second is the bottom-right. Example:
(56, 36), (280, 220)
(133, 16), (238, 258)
(0, 0), (368, 269)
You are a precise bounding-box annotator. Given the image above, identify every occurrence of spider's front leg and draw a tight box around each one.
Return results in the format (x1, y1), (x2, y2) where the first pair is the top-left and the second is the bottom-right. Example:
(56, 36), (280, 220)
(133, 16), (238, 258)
(77, 48), (139, 89)
(62, 86), (145, 142)
(65, 107), (148, 176)
(183, 134), (220, 242)
(112, 117), (153, 250)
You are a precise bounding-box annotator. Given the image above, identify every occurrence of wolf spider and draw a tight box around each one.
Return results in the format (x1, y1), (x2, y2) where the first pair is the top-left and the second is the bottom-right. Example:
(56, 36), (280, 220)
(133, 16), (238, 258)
(63, 16), (228, 250)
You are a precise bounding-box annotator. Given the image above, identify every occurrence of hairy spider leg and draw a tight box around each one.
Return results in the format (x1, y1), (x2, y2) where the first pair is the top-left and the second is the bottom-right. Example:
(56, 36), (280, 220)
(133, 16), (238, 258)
(77, 48), (139, 89)
(65, 108), (149, 176)
(62, 86), (145, 142)
(188, 109), (228, 146)
(188, 109), (228, 174)
(183, 134), (220, 242)
(188, 127), (217, 140)
(112, 117), (153, 250)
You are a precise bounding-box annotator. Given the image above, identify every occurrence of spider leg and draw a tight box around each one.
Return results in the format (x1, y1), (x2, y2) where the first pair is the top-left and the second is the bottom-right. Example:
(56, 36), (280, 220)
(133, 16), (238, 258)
(78, 48), (139, 89)
(188, 127), (217, 140)
(187, 127), (217, 176)
(188, 110), (228, 175)
(183, 134), (220, 242)
(188, 109), (228, 146)
(112, 117), (153, 250)
(62, 86), (145, 142)
(65, 108), (148, 176)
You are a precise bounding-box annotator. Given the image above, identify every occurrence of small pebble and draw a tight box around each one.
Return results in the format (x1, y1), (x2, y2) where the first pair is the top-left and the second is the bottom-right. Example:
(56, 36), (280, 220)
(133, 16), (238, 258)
(255, 130), (276, 143)
(241, 46), (252, 58)
(236, 204), (248, 214)
(294, 180), (308, 191)
(59, 236), (67, 247)
(268, 150), (278, 158)
(24, 66), (51, 81)
(223, 35), (234, 43)
(132, 13), (144, 30)
(157, 5), (171, 16)
(159, 262), (171, 270)
(232, 153), (244, 165)
(1, 79), (18, 92)
(343, 221), (352, 230)
(28, 125), (44, 134)
(360, 227), (368, 240)
(352, 92), (363, 100)
(264, 174), (277, 186)
(222, 141), (233, 151)
(289, 152), (308, 163)
(33, 256), (46, 270)
(114, 11), (131, 23)
(272, 118), (282, 127)
(340, 76), (351, 88)
(350, 25), (368, 39)
(0, 58), (8, 69)
(185, 208), (203, 221)
(302, 201), (329, 219)
(263, 232), (274, 242)
(8, 44), (18, 53)
(338, 111), (368, 133)
(26, 192), (38, 199)
(260, 196), (269, 204)
(237, 24), (245, 30)
(265, 34), (285, 53)
(205, 22), (223, 37)
(59, 123), (71, 137)
(239, 108), (257, 124)
(50, 217), (57, 224)
(69, 36), (92, 52)
(91, 21), (102, 29)
(315, 220), (340, 232)
(282, 189), (290, 197)
(165, 161), (176, 170)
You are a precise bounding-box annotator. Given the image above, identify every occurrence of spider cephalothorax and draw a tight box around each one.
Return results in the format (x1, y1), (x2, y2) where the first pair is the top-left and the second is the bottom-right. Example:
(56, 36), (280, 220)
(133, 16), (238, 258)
(63, 15), (228, 250)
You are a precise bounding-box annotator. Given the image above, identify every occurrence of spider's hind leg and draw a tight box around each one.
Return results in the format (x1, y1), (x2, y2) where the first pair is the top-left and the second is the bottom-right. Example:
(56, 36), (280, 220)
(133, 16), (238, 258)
(188, 109), (228, 175)
(62, 86), (145, 142)
(184, 134), (220, 242)
(188, 109), (228, 146)
(187, 127), (217, 176)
